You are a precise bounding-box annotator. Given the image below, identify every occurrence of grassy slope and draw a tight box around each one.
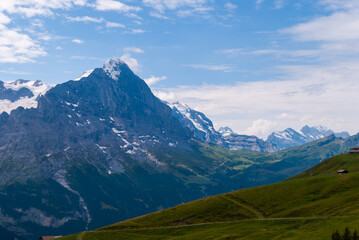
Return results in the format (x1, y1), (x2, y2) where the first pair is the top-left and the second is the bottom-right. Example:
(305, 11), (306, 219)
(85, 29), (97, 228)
(60, 216), (359, 240)
(60, 154), (359, 239)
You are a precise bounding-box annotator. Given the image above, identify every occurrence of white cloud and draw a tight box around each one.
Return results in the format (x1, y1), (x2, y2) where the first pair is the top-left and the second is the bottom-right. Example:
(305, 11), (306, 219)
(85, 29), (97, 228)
(94, 0), (141, 12)
(70, 55), (103, 60)
(185, 64), (235, 72)
(0, 24), (46, 63)
(144, 75), (167, 86)
(124, 47), (144, 53)
(217, 48), (242, 55)
(120, 53), (140, 72)
(283, 10), (359, 42)
(149, 11), (168, 19)
(0, 0), (88, 17)
(176, 7), (212, 17)
(225, 3), (237, 11)
(256, 0), (264, 9)
(72, 39), (84, 43)
(105, 21), (125, 28)
(249, 49), (320, 58)
(245, 119), (277, 137)
(128, 28), (145, 34)
(0, 1), (90, 63)
(0, 12), (11, 24)
(154, 62), (359, 137)
(67, 16), (104, 23)
(143, 0), (207, 12)
(0, 69), (32, 75)
(274, 0), (285, 9)
(319, 0), (359, 10)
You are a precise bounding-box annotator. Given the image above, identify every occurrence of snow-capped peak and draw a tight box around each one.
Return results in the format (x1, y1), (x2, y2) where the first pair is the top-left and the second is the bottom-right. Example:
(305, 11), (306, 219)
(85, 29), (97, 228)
(74, 69), (94, 81)
(103, 57), (127, 81)
(168, 101), (190, 113)
(218, 126), (234, 137)
(0, 79), (53, 114)
(313, 125), (329, 132)
(3, 79), (52, 97)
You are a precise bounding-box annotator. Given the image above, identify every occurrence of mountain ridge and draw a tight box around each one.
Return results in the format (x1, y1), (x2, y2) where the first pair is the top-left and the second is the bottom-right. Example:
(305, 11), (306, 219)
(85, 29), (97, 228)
(267, 125), (350, 150)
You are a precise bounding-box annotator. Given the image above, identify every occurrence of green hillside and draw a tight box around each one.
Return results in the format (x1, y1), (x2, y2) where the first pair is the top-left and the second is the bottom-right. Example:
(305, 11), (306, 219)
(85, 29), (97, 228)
(59, 153), (359, 240)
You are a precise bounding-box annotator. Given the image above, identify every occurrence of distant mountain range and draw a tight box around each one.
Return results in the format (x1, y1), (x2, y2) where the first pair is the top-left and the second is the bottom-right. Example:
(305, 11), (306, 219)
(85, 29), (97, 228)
(267, 125), (350, 150)
(167, 102), (350, 152)
(0, 59), (356, 239)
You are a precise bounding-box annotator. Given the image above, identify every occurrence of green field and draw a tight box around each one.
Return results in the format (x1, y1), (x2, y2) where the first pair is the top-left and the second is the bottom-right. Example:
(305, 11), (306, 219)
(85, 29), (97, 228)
(59, 154), (359, 239)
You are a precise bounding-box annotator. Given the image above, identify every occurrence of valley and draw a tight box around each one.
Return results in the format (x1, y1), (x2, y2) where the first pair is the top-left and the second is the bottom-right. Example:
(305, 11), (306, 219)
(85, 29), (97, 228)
(59, 154), (359, 239)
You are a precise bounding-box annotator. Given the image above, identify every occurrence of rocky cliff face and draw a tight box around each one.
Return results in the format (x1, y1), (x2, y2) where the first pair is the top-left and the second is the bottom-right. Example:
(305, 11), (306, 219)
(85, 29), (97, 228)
(218, 127), (279, 153)
(169, 102), (222, 145)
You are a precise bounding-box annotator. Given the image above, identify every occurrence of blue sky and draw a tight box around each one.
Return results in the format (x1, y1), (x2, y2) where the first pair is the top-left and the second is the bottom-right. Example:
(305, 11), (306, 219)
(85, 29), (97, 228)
(1, 0), (359, 137)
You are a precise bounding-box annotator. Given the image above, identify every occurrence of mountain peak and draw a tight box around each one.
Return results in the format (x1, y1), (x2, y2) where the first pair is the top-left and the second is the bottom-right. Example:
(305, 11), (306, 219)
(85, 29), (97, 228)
(169, 101), (190, 112)
(74, 69), (94, 81)
(74, 58), (132, 82)
(103, 57), (128, 81)
(218, 126), (234, 137)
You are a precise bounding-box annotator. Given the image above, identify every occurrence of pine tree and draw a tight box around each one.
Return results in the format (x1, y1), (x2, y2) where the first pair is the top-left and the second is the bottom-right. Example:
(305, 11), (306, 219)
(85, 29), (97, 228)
(343, 227), (351, 240)
(353, 230), (357, 240)
(332, 230), (341, 240)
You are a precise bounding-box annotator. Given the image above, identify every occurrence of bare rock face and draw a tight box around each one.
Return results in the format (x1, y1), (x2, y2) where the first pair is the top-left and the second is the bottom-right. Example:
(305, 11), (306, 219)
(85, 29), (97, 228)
(219, 128), (279, 153)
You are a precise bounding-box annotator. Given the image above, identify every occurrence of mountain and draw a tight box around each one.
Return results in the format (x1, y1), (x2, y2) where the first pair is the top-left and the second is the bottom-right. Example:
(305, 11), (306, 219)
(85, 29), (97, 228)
(168, 103), (278, 153)
(169, 102), (222, 145)
(218, 126), (278, 153)
(0, 59), (357, 239)
(0, 59), (282, 239)
(0, 59), (197, 239)
(0, 79), (52, 114)
(267, 125), (350, 150)
(218, 126), (233, 137)
(62, 153), (359, 240)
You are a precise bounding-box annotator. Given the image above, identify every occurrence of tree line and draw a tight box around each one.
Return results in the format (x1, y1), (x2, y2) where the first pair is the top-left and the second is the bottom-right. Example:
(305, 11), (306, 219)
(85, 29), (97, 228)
(332, 228), (357, 240)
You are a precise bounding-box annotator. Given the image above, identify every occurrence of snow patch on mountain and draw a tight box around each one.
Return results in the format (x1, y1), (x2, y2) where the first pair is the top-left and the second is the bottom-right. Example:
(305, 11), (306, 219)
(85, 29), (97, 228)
(103, 58), (125, 80)
(169, 101), (223, 145)
(218, 127), (234, 137)
(74, 69), (94, 81)
(170, 102), (206, 133)
(0, 79), (53, 114)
